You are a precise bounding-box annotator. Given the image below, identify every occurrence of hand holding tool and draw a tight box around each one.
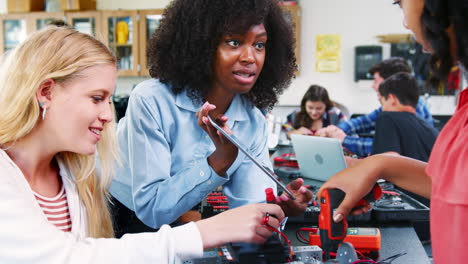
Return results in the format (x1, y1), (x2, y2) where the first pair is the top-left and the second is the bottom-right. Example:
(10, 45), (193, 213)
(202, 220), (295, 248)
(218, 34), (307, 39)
(319, 184), (382, 259)
(207, 115), (296, 200)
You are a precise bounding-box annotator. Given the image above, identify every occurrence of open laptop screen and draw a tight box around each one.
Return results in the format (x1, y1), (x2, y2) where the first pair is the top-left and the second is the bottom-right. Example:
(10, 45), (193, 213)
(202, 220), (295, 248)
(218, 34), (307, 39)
(290, 134), (347, 184)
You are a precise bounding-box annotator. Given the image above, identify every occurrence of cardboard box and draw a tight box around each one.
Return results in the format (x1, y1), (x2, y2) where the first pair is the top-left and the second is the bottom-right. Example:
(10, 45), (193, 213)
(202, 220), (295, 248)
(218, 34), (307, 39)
(7, 0), (45, 13)
(60, 0), (96, 11)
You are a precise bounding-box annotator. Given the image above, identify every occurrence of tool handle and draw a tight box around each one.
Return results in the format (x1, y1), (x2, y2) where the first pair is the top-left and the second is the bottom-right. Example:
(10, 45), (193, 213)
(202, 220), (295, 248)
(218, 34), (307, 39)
(265, 188), (277, 204)
(319, 184), (382, 236)
(319, 184), (382, 259)
(319, 188), (347, 259)
(319, 188), (348, 239)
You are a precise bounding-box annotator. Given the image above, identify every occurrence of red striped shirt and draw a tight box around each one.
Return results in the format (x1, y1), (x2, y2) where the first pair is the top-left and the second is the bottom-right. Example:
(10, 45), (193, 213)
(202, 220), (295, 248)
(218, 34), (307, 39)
(34, 186), (72, 232)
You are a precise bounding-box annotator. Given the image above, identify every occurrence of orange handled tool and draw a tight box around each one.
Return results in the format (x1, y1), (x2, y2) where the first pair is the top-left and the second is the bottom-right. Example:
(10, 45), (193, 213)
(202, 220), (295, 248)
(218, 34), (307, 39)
(319, 184), (382, 260)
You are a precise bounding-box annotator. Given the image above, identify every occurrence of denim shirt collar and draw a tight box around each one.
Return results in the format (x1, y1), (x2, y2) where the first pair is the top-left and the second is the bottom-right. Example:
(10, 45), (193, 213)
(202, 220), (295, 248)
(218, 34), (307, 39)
(175, 89), (249, 126)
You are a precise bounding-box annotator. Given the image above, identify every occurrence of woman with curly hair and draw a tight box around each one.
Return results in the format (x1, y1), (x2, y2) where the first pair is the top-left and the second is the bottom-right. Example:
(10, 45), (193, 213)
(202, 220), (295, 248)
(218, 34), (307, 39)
(285, 84), (346, 137)
(111, 0), (312, 233)
(318, 0), (468, 263)
(0, 25), (287, 263)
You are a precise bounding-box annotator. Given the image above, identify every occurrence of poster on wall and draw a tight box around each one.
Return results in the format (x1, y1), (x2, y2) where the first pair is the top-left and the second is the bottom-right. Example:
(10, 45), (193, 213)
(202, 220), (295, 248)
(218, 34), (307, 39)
(316, 34), (341, 73)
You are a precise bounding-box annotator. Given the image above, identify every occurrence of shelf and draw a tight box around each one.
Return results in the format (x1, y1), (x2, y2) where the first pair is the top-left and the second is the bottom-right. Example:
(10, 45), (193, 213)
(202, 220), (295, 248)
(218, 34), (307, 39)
(115, 43), (133, 47)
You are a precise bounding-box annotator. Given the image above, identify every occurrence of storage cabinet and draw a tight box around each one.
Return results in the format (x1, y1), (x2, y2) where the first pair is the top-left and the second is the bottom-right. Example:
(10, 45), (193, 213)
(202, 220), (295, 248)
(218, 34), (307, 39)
(280, 4), (301, 75)
(0, 14), (28, 53)
(0, 6), (300, 77)
(138, 9), (163, 76)
(66, 11), (101, 37)
(30, 11), (65, 30)
(0, 12), (65, 52)
(102, 10), (139, 76)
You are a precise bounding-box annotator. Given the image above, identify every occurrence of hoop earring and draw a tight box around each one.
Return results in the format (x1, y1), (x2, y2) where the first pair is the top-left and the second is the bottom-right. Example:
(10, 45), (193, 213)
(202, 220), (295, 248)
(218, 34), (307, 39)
(39, 102), (47, 120)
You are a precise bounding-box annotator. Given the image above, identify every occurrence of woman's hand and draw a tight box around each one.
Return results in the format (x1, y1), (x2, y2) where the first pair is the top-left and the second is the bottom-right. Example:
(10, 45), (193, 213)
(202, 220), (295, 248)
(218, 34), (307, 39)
(196, 102), (238, 176)
(196, 203), (285, 249)
(296, 127), (314, 135)
(276, 178), (313, 216)
(317, 156), (382, 222)
(317, 154), (430, 223)
(287, 127), (314, 139)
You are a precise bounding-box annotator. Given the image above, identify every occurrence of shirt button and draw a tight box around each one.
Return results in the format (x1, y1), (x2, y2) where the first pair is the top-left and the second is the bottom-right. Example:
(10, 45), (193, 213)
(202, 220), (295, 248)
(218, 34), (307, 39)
(207, 180), (212, 184)
(200, 170), (205, 176)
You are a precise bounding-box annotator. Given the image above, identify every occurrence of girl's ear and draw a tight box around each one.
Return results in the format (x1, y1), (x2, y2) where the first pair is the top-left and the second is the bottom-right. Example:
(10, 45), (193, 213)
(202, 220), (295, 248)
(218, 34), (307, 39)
(35, 79), (56, 107)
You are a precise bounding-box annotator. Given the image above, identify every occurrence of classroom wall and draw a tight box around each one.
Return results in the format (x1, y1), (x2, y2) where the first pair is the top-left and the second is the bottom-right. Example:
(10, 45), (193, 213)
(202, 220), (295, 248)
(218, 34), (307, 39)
(104, 0), (456, 115)
(281, 0), (405, 114)
(0, 0), (457, 115)
(282, 0), (456, 116)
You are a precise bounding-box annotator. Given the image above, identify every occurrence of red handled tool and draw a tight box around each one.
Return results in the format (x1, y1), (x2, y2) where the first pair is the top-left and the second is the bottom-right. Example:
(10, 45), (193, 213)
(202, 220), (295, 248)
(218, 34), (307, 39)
(265, 188), (277, 204)
(319, 184), (382, 260)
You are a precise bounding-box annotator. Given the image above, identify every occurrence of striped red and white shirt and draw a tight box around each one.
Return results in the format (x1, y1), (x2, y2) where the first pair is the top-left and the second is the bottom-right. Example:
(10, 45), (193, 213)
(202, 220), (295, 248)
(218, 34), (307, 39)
(33, 186), (72, 232)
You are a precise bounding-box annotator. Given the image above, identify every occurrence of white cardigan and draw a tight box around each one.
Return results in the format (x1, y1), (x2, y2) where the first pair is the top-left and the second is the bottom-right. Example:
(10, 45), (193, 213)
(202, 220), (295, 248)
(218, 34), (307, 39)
(0, 149), (203, 264)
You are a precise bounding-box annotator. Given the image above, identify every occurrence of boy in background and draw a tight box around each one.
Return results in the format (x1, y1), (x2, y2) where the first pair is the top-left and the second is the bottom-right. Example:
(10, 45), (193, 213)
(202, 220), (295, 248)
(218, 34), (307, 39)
(373, 72), (438, 242)
(318, 58), (433, 157)
(372, 72), (438, 162)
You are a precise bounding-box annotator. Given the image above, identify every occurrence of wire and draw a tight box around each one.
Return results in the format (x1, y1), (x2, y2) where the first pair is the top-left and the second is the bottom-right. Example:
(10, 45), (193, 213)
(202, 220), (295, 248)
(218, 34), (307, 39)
(295, 230), (309, 244)
(295, 227), (318, 244)
(351, 260), (378, 264)
(356, 250), (366, 259)
(262, 214), (293, 262)
(377, 252), (407, 264)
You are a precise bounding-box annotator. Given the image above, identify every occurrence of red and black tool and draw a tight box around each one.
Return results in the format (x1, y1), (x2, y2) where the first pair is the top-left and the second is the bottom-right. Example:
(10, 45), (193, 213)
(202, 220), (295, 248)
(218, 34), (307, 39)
(319, 184), (382, 260)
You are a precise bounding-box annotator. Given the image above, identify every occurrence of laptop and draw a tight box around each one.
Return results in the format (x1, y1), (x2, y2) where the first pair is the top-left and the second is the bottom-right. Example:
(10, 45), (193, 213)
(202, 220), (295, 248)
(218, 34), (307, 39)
(290, 134), (347, 186)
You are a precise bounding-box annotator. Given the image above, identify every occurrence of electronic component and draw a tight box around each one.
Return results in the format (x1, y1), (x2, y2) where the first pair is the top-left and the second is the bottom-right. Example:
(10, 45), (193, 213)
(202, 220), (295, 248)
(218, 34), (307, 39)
(273, 153), (299, 168)
(291, 245), (322, 263)
(233, 233), (291, 264)
(336, 242), (359, 264)
(183, 245), (237, 264)
(201, 191), (229, 219)
(309, 227), (381, 253)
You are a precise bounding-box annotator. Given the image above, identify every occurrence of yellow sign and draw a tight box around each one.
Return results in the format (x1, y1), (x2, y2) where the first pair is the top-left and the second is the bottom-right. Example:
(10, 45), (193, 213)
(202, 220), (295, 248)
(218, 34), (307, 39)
(316, 34), (341, 73)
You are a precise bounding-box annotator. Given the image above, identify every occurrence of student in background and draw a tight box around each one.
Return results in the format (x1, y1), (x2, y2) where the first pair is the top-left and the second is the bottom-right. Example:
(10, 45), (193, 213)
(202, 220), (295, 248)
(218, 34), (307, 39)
(284, 84), (347, 137)
(372, 72), (438, 162)
(373, 72), (439, 242)
(111, 0), (312, 233)
(318, 0), (468, 263)
(0, 26), (286, 264)
(317, 57), (433, 157)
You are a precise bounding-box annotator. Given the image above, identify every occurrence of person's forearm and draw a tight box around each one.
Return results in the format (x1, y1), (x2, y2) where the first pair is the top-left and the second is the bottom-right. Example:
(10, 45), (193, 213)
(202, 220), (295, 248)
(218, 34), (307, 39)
(131, 159), (227, 228)
(374, 154), (431, 198)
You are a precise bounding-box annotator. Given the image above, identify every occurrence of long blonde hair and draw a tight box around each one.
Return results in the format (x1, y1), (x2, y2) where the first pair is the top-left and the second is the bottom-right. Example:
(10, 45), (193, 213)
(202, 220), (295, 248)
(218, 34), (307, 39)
(0, 26), (118, 238)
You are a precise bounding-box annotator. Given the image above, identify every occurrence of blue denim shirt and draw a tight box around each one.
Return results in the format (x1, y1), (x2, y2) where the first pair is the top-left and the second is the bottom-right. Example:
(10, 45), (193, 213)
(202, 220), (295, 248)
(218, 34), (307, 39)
(110, 79), (275, 228)
(338, 97), (434, 156)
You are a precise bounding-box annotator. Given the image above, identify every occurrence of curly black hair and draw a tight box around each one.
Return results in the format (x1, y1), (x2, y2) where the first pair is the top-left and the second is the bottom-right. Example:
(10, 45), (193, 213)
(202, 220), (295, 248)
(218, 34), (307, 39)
(147, 0), (296, 110)
(368, 57), (411, 79)
(421, 0), (468, 81)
